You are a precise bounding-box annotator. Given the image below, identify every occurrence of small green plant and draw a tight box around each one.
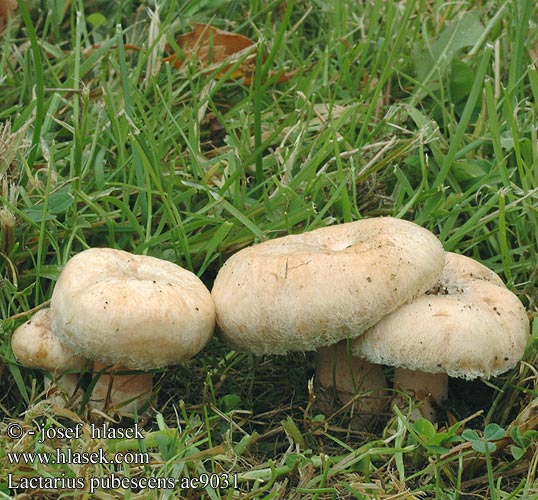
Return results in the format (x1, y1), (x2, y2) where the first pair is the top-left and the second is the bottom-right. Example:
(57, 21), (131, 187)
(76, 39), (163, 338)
(510, 426), (538, 461)
(462, 423), (506, 500)
(405, 417), (464, 494)
(411, 418), (463, 455)
(462, 423), (506, 454)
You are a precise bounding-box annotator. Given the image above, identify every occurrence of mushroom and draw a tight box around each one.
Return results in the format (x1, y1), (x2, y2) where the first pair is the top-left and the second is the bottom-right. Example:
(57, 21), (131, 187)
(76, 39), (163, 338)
(211, 217), (446, 419)
(352, 252), (530, 420)
(50, 248), (216, 415)
(11, 308), (85, 404)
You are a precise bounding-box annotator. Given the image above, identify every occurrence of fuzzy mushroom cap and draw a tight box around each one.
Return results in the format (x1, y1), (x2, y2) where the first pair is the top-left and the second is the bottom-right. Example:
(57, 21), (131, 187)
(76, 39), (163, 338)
(11, 309), (84, 373)
(51, 248), (215, 370)
(352, 253), (530, 379)
(212, 217), (445, 355)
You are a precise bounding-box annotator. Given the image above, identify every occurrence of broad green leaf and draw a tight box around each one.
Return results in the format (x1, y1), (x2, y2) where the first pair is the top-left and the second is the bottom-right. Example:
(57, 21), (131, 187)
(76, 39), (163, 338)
(510, 426), (523, 447)
(426, 444), (451, 455)
(450, 59), (475, 103)
(154, 431), (180, 461)
(414, 12), (485, 83)
(219, 393), (241, 413)
(471, 441), (496, 454)
(428, 431), (460, 447)
(413, 418), (437, 439)
(511, 445), (525, 460)
(284, 453), (304, 468)
(452, 159), (489, 183)
(87, 13), (107, 29)
(484, 423), (505, 441)
(462, 429), (480, 442)
(24, 191), (74, 222)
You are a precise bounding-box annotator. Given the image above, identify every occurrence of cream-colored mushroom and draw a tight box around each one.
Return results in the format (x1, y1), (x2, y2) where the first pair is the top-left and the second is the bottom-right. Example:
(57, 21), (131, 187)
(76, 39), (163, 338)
(212, 217), (446, 420)
(352, 253), (530, 421)
(11, 308), (85, 404)
(50, 247), (216, 416)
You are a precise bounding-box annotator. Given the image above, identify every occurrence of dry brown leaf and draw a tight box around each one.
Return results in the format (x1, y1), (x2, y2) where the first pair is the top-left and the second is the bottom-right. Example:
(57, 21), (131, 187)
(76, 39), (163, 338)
(164, 23), (257, 81)
(0, 0), (17, 27)
(163, 23), (304, 85)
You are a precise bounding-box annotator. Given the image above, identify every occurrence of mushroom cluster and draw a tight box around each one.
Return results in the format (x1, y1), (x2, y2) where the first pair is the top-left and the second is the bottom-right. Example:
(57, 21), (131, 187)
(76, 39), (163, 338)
(211, 217), (446, 419)
(211, 217), (530, 422)
(11, 248), (215, 416)
(11, 218), (530, 423)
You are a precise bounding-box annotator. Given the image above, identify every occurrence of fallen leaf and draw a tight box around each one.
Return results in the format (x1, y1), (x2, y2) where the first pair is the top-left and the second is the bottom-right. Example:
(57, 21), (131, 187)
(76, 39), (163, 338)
(0, 0), (17, 27)
(164, 23), (257, 81)
(164, 23), (308, 85)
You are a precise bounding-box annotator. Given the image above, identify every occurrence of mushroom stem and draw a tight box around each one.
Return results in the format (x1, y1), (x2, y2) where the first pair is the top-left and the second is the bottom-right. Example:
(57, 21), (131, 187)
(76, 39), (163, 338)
(316, 340), (388, 419)
(90, 361), (153, 416)
(44, 372), (83, 406)
(393, 367), (448, 421)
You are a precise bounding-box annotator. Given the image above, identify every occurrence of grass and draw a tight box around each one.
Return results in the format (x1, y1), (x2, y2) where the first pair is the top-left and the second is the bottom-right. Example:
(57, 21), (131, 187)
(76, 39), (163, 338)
(1, 0), (538, 497)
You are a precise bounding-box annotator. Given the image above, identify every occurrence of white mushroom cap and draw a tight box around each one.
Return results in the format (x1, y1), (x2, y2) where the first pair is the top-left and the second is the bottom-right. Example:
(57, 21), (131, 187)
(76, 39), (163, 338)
(352, 253), (530, 379)
(212, 217), (445, 355)
(50, 248), (215, 370)
(11, 308), (84, 373)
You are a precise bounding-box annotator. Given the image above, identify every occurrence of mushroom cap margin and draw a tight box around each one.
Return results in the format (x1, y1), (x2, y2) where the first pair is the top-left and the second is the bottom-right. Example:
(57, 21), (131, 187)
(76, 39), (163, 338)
(11, 308), (84, 373)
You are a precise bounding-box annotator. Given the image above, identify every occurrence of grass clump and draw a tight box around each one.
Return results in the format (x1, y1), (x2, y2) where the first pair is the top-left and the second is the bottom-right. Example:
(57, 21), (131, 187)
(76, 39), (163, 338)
(1, 0), (538, 498)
